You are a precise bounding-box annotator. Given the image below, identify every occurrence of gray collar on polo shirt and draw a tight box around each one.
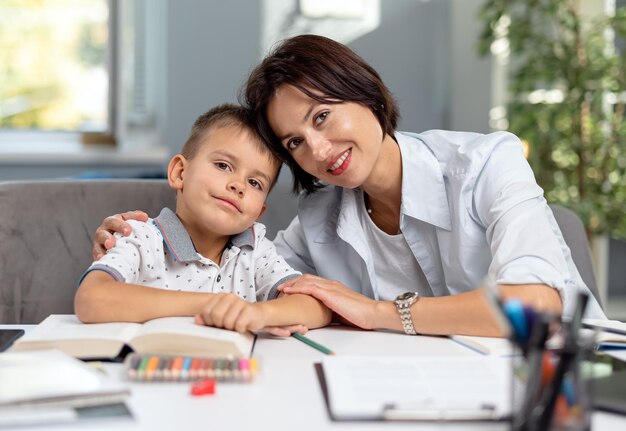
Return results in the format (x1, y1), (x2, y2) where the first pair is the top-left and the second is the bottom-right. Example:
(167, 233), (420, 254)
(153, 207), (255, 263)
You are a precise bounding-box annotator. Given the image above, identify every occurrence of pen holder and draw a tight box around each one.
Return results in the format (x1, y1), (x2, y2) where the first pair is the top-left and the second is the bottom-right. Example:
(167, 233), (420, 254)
(511, 342), (593, 431)
(507, 304), (594, 431)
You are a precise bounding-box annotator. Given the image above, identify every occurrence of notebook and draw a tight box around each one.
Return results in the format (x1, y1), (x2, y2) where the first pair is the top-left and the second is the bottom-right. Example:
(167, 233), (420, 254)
(320, 355), (511, 421)
(0, 350), (129, 410)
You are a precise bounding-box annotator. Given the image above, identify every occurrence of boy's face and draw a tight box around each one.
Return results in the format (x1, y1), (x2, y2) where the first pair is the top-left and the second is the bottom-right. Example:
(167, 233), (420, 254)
(172, 125), (279, 237)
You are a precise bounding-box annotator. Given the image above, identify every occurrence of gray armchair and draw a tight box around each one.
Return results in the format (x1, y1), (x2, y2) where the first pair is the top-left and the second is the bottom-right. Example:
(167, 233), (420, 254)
(0, 180), (175, 323)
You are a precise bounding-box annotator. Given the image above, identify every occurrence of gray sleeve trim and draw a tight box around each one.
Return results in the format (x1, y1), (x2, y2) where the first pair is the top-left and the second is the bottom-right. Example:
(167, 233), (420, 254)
(266, 273), (301, 300)
(78, 265), (126, 286)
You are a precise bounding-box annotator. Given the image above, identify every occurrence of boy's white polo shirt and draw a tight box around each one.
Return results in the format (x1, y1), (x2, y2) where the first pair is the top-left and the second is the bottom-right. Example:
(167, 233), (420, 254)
(82, 207), (300, 302)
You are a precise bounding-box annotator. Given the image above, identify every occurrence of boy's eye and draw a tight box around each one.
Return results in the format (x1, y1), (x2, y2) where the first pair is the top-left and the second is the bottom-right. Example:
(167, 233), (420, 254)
(287, 138), (303, 151)
(248, 179), (263, 190)
(215, 162), (231, 171)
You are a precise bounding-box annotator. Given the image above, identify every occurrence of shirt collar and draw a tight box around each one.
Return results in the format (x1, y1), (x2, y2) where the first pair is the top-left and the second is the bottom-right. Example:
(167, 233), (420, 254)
(395, 131), (452, 231)
(153, 208), (256, 263)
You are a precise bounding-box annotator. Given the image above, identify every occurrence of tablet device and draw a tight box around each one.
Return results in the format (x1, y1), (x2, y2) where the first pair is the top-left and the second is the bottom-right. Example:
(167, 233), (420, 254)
(0, 329), (25, 352)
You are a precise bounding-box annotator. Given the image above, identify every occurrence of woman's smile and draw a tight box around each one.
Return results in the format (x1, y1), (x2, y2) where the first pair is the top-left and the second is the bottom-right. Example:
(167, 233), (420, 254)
(326, 148), (352, 175)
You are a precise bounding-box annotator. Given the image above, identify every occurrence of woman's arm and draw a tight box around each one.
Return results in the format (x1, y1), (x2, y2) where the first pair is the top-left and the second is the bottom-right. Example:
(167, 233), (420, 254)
(92, 210), (149, 260)
(75, 270), (213, 323)
(279, 275), (561, 336)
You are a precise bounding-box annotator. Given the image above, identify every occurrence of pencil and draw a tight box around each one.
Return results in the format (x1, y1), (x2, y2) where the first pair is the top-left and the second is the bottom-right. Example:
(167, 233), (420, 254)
(292, 332), (335, 355)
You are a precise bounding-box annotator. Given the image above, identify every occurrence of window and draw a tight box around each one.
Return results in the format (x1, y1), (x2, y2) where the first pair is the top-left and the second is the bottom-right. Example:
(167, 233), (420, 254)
(0, 0), (115, 143)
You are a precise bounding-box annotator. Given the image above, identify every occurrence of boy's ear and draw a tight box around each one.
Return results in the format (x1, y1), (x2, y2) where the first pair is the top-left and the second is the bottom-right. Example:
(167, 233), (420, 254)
(256, 203), (267, 220)
(168, 154), (187, 190)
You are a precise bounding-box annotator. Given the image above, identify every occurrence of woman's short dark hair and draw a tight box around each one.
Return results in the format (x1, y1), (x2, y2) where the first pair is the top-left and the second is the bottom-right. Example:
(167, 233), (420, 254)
(241, 34), (399, 194)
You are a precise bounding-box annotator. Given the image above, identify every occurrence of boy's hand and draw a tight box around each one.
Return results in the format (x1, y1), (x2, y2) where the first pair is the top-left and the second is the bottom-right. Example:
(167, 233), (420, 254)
(92, 210), (149, 260)
(195, 293), (269, 334)
(194, 294), (309, 337)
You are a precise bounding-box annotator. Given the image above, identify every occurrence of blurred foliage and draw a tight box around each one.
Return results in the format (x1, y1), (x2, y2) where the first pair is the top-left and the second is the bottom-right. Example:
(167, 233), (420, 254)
(0, 0), (108, 131)
(478, 0), (626, 238)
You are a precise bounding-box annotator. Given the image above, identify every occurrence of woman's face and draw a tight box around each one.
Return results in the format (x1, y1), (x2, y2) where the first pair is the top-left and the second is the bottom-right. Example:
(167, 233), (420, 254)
(266, 84), (385, 190)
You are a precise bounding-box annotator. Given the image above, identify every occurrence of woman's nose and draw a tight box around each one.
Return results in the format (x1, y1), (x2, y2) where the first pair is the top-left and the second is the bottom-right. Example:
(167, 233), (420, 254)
(309, 135), (332, 162)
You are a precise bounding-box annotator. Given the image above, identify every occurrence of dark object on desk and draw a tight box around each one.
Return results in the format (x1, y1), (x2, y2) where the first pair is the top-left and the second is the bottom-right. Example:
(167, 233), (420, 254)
(592, 369), (626, 415)
(0, 329), (24, 352)
(589, 352), (626, 415)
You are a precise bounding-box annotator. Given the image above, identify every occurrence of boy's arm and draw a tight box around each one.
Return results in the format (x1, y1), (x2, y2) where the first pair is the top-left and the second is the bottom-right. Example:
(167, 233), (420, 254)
(75, 270), (213, 323)
(256, 292), (332, 330)
(194, 290), (331, 334)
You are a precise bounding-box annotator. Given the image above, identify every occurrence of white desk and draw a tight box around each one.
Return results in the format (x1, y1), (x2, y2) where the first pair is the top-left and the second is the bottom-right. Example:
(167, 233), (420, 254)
(2, 325), (626, 431)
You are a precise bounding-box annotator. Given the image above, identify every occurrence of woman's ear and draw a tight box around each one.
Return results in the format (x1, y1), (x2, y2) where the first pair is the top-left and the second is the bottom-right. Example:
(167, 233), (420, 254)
(168, 154), (187, 190)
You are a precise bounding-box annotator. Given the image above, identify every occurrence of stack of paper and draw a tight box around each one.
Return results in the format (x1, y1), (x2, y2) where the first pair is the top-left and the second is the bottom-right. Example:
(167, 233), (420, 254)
(582, 319), (626, 349)
(0, 350), (131, 427)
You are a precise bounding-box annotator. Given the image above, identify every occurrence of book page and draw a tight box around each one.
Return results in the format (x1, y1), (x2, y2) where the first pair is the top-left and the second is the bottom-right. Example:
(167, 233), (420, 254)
(133, 317), (254, 356)
(137, 316), (244, 340)
(16, 315), (140, 344)
(322, 356), (511, 420)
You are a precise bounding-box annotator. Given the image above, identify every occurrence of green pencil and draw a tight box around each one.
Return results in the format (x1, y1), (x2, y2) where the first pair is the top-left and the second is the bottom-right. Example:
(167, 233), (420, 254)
(292, 332), (335, 355)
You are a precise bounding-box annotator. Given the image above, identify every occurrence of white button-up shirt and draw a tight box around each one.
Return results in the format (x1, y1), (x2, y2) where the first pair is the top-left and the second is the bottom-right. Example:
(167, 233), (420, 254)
(274, 130), (605, 319)
(82, 208), (299, 302)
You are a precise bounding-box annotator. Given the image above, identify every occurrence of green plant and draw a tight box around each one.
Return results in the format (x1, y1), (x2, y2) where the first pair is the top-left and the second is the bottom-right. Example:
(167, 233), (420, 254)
(478, 0), (626, 238)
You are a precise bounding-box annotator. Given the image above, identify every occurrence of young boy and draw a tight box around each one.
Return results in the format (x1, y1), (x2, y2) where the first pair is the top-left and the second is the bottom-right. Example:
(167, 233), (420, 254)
(75, 104), (331, 335)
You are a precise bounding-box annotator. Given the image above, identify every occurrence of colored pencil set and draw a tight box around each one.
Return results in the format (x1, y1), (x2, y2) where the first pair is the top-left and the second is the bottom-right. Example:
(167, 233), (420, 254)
(125, 353), (257, 383)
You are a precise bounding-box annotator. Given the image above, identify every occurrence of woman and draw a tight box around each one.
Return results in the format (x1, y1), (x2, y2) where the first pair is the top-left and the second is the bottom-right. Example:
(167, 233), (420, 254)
(94, 35), (605, 336)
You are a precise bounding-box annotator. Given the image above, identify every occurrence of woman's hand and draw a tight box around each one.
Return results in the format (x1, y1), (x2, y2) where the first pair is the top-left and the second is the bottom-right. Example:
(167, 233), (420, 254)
(92, 210), (149, 260)
(194, 293), (307, 337)
(278, 274), (379, 330)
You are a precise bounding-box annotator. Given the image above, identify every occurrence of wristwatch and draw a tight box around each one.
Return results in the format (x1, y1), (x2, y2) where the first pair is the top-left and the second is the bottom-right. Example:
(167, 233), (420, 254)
(394, 291), (419, 335)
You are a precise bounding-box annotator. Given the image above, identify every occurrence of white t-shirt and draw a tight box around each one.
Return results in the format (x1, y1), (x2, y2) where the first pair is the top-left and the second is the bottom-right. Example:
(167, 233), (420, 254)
(358, 199), (432, 301)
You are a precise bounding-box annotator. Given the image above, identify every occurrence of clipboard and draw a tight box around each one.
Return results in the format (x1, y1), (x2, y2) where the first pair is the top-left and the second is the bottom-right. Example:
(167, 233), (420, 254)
(314, 356), (511, 422)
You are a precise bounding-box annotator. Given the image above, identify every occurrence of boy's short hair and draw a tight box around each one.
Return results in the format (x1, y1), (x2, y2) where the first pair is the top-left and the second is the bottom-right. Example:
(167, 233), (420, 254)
(242, 35), (399, 194)
(181, 103), (282, 188)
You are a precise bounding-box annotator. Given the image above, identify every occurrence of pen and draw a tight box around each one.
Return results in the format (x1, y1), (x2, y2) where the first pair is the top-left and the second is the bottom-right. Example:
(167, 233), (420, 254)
(292, 332), (335, 355)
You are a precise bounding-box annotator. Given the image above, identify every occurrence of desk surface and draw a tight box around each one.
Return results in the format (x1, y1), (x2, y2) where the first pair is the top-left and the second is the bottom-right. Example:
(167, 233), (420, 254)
(2, 325), (626, 431)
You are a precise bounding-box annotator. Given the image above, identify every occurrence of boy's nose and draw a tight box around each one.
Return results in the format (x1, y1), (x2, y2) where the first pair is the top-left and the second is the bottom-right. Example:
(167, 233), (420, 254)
(228, 181), (245, 196)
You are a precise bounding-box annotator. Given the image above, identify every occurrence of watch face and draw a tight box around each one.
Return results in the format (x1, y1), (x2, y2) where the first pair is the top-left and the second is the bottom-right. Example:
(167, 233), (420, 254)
(397, 292), (417, 301)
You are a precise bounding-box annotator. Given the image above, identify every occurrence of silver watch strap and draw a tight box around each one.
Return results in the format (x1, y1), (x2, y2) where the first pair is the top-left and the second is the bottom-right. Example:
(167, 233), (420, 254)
(397, 302), (417, 335)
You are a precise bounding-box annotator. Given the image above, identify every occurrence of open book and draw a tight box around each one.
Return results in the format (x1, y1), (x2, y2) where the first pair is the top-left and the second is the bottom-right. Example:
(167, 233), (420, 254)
(11, 315), (255, 360)
(320, 355), (511, 421)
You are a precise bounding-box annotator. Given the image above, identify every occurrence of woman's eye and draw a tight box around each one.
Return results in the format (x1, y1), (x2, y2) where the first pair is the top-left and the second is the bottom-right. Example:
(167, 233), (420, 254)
(248, 179), (262, 190)
(315, 111), (328, 125)
(215, 162), (231, 171)
(287, 138), (303, 151)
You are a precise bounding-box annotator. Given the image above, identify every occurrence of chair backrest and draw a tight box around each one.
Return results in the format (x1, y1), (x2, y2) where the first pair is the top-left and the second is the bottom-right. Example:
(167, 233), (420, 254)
(549, 204), (602, 308)
(0, 178), (298, 324)
(0, 180), (175, 323)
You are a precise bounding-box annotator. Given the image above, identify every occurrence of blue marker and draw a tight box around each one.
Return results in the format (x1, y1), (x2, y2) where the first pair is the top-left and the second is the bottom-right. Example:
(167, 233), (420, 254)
(504, 299), (528, 342)
(561, 377), (576, 406)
